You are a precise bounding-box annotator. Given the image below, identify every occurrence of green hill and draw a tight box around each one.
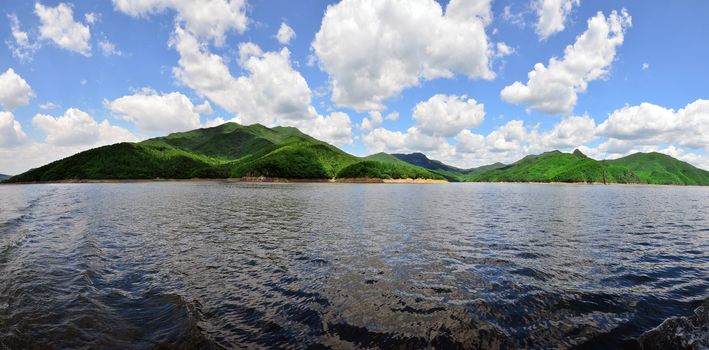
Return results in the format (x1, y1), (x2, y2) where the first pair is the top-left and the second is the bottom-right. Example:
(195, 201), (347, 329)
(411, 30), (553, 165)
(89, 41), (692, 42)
(4, 124), (707, 185)
(4, 123), (441, 183)
(464, 149), (709, 185)
(604, 152), (709, 185)
(392, 152), (505, 181)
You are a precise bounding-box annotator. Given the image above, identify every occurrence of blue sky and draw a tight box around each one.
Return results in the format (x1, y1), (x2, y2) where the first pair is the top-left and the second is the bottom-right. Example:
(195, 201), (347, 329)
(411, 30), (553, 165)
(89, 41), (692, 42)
(1, 0), (708, 174)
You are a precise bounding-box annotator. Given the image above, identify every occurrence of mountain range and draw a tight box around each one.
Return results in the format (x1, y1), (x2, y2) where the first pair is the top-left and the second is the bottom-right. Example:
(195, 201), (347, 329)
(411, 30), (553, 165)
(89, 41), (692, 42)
(4, 123), (709, 185)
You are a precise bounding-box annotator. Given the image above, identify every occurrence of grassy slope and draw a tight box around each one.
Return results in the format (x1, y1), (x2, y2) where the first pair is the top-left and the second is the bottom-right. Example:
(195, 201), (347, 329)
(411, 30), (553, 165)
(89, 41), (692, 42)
(6, 123), (441, 182)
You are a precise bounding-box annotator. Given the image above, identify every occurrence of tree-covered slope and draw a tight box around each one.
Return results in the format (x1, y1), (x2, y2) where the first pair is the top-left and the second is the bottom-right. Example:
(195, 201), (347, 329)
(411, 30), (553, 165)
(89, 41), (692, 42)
(339, 156), (443, 180)
(0, 174), (10, 181)
(391, 152), (466, 181)
(604, 152), (709, 185)
(464, 149), (709, 185)
(5, 123), (442, 182)
(391, 152), (507, 181)
(6, 123), (707, 185)
(392, 153), (463, 173)
(464, 150), (619, 183)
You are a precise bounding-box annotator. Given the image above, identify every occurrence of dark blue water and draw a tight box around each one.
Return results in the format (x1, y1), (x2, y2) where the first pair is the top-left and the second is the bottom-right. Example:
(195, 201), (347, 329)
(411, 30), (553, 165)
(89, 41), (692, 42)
(0, 182), (707, 349)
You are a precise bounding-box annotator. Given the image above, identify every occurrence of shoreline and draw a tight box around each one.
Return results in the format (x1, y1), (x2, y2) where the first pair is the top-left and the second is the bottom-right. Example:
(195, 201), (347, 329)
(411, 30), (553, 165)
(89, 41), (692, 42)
(1, 177), (449, 185)
(1, 177), (701, 186)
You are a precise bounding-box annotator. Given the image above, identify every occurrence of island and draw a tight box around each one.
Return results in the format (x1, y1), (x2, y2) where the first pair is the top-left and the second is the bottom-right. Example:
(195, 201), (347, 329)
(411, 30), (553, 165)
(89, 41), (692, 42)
(4, 122), (709, 185)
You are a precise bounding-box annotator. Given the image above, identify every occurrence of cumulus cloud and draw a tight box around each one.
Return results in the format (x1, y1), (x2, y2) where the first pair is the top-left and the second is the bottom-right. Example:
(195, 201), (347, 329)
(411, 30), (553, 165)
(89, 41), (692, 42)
(170, 26), (353, 145)
(112, 0), (247, 45)
(0, 68), (34, 111)
(106, 89), (202, 133)
(33, 108), (136, 146)
(195, 101), (214, 115)
(276, 22), (295, 45)
(359, 111), (399, 132)
(0, 111), (27, 147)
(297, 112), (353, 146)
(501, 9), (631, 115)
(171, 28), (311, 123)
(540, 114), (596, 149)
(363, 114), (598, 169)
(413, 94), (485, 137)
(35, 2), (92, 56)
(312, 0), (496, 111)
(1, 110), (138, 175)
(597, 99), (709, 150)
(363, 127), (449, 155)
(535, 0), (580, 40)
(6, 14), (40, 61)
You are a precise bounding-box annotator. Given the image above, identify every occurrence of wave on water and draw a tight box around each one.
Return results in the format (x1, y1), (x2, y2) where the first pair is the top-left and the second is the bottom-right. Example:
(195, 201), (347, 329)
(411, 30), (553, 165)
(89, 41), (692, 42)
(634, 298), (709, 350)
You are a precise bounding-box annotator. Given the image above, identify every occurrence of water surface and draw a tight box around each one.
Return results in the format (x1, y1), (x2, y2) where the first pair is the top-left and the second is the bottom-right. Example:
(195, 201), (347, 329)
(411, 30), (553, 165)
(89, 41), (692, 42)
(0, 182), (707, 349)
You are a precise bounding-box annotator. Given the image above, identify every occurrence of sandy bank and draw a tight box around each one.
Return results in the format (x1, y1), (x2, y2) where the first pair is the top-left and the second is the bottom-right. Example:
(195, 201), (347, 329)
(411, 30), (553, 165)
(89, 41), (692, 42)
(334, 178), (447, 184)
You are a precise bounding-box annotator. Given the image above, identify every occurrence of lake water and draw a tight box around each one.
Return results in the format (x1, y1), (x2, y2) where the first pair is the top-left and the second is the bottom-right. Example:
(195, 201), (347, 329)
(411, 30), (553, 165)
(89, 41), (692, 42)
(0, 182), (707, 349)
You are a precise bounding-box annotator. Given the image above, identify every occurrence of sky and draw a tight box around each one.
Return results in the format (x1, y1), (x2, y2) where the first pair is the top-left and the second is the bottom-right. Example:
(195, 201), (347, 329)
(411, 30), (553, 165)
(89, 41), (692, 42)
(1, 0), (708, 175)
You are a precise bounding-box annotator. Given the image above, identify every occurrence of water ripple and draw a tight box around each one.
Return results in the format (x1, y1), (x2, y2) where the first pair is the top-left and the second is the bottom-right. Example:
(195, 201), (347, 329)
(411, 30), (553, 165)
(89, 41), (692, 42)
(0, 182), (707, 349)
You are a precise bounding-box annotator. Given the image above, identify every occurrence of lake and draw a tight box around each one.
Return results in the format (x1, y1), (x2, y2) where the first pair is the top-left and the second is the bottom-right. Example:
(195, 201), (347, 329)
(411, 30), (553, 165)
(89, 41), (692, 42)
(0, 182), (707, 349)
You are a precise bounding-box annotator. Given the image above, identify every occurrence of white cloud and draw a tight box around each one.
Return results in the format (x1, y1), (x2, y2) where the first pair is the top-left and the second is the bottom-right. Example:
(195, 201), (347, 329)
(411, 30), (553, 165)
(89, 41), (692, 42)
(0, 110), (138, 175)
(642, 63), (649, 70)
(6, 14), (40, 62)
(195, 101), (214, 115)
(84, 12), (98, 25)
(35, 2), (92, 56)
(412, 94), (485, 137)
(359, 111), (399, 132)
(170, 27), (353, 145)
(202, 116), (240, 128)
(597, 99), (709, 150)
(0, 68), (34, 111)
(363, 127), (449, 154)
(494, 42), (514, 57)
(112, 0), (247, 45)
(39, 102), (60, 110)
(0, 111), (27, 147)
(33, 108), (136, 147)
(171, 28), (311, 124)
(502, 5), (527, 28)
(363, 114), (598, 168)
(106, 89), (202, 133)
(501, 9), (631, 115)
(276, 22), (295, 45)
(359, 111), (383, 132)
(535, 0), (580, 40)
(99, 38), (122, 56)
(540, 114), (596, 149)
(295, 112), (353, 145)
(312, 0), (496, 111)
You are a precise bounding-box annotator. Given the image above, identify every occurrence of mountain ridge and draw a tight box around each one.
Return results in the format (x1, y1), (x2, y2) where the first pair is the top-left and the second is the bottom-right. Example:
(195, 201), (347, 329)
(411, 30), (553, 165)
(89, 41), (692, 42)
(3, 123), (708, 185)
